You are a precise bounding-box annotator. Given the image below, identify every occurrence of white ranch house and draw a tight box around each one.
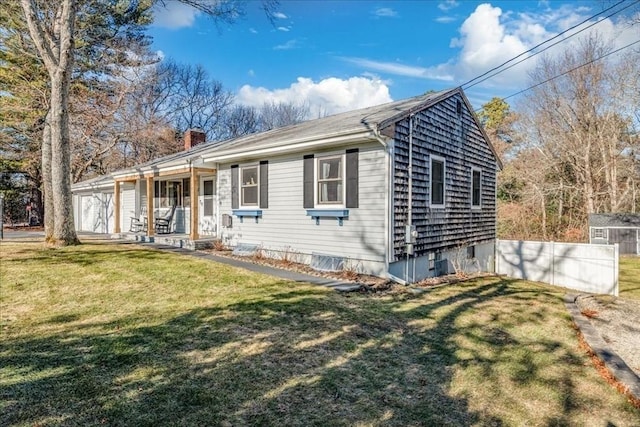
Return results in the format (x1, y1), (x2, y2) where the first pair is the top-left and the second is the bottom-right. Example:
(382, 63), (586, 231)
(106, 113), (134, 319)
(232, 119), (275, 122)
(72, 88), (501, 283)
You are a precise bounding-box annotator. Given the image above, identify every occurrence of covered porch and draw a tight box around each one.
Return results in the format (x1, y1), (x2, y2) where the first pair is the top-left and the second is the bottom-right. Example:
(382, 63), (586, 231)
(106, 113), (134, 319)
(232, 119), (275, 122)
(111, 164), (217, 243)
(115, 232), (217, 250)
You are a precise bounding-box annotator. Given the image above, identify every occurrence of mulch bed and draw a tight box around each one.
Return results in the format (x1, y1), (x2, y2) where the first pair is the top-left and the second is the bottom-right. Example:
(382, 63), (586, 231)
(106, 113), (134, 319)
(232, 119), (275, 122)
(201, 248), (492, 296)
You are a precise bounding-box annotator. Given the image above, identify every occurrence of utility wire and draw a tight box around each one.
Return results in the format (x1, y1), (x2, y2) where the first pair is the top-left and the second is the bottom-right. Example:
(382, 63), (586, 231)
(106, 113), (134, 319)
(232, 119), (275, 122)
(497, 39), (640, 102)
(464, 0), (639, 90)
(461, 0), (637, 89)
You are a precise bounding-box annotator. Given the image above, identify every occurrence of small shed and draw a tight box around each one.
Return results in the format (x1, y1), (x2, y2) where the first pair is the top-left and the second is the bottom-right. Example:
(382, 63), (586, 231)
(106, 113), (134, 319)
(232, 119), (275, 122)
(589, 213), (640, 255)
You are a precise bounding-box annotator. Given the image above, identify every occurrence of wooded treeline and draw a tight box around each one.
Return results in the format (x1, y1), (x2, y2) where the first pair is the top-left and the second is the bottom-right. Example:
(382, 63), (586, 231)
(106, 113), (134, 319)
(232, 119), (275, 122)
(482, 35), (640, 241)
(0, 0), (299, 236)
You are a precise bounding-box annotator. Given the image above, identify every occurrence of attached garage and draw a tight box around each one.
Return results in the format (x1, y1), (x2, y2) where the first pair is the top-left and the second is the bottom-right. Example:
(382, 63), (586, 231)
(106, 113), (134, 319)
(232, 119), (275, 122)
(589, 213), (640, 255)
(72, 175), (116, 234)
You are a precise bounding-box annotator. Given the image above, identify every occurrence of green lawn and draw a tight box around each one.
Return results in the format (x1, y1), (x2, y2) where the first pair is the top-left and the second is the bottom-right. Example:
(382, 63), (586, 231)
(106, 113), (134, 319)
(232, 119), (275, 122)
(1, 240), (638, 426)
(620, 256), (640, 300)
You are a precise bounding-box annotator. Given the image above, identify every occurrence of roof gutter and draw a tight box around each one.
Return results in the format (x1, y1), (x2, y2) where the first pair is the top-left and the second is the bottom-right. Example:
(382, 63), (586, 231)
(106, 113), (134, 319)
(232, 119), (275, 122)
(71, 178), (115, 192)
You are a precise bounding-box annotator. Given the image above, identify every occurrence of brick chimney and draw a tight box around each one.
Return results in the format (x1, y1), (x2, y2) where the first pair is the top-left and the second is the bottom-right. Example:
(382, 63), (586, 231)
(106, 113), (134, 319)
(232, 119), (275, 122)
(184, 128), (206, 150)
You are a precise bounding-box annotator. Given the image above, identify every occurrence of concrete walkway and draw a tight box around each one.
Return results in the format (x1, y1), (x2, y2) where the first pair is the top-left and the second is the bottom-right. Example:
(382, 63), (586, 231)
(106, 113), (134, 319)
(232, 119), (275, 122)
(141, 243), (363, 292)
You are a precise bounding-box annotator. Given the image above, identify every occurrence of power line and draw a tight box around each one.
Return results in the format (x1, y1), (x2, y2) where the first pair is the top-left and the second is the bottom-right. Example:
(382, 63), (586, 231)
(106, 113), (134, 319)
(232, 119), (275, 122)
(464, 0), (639, 90)
(461, 0), (638, 89)
(466, 1), (637, 89)
(500, 39), (640, 102)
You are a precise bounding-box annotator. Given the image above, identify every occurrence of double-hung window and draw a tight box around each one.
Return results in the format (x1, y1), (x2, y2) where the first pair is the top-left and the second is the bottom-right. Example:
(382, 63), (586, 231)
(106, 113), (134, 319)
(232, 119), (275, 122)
(430, 155), (445, 208)
(317, 155), (343, 205)
(231, 162), (268, 211)
(471, 168), (482, 208)
(241, 166), (259, 206)
(303, 149), (358, 210)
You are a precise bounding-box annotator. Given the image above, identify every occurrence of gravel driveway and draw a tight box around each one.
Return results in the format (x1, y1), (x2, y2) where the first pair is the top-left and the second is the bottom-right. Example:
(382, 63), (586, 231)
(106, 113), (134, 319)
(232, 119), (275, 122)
(575, 294), (640, 378)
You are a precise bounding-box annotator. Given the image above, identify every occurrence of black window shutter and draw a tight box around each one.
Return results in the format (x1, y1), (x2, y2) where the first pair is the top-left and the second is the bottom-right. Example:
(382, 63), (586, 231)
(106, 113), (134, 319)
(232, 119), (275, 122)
(259, 161), (268, 209)
(345, 148), (359, 208)
(231, 165), (239, 209)
(303, 154), (314, 208)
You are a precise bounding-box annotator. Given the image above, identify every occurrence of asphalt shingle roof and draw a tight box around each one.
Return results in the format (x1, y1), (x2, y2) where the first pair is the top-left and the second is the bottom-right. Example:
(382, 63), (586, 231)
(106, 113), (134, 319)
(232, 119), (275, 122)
(589, 213), (640, 228)
(73, 88), (463, 188)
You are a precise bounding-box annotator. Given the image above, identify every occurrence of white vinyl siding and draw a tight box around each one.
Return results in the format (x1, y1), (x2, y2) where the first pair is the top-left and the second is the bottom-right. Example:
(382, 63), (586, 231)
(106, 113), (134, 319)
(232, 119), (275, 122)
(218, 142), (387, 274)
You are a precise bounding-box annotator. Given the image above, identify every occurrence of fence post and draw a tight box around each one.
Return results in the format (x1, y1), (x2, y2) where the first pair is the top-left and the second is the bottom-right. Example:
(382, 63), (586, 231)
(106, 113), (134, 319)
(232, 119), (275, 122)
(614, 243), (619, 297)
(0, 193), (4, 240)
(550, 241), (555, 286)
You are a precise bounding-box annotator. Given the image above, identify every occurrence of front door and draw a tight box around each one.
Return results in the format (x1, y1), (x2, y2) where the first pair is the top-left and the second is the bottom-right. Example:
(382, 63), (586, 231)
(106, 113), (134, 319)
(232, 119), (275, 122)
(199, 176), (216, 235)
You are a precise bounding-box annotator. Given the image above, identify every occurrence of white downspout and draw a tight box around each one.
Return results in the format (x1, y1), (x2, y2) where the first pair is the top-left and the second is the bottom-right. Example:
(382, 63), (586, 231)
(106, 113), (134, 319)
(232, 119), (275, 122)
(406, 114), (414, 283)
(373, 130), (393, 280)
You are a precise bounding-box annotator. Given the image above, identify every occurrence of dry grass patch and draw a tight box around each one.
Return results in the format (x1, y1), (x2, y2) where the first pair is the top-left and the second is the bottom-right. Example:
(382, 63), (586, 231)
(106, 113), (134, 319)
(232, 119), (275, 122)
(1, 240), (639, 426)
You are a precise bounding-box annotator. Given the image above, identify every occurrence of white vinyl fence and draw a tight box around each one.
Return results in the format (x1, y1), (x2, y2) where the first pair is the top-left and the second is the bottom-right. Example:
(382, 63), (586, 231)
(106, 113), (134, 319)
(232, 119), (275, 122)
(496, 240), (619, 296)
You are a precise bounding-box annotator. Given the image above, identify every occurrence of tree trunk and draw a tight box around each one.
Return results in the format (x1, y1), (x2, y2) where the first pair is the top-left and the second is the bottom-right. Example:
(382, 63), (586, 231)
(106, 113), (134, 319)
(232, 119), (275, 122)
(41, 111), (54, 241)
(21, 0), (79, 246)
(50, 70), (79, 245)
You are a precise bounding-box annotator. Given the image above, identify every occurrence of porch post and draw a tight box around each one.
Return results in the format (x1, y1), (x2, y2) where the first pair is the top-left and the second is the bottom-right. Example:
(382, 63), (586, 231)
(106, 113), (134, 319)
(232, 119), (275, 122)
(146, 176), (154, 236)
(114, 180), (121, 233)
(190, 168), (199, 240)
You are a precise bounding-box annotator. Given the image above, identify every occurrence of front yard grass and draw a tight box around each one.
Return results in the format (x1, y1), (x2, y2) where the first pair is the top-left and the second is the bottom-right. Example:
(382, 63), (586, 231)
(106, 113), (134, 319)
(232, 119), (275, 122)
(1, 240), (638, 426)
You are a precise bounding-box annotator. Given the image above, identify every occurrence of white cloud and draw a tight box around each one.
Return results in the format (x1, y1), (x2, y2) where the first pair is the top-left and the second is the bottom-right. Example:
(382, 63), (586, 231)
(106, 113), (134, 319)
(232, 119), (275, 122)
(152, 2), (199, 29)
(236, 77), (393, 116)
(341, 57), (454, 81)
(450, 4), (532, 77)
(435, 16), (457, 24)
(373, 7), (398, 18)
(325, 3), (638, 98)
(277, 26), (290, 32)
(274, 39), (299, 50)
(249, 27), (258, 34)
(273, 12), (288, 19)
(248, 69), (255, 77)
(438, 0), (459, 12)
(444, 3), (639, 88)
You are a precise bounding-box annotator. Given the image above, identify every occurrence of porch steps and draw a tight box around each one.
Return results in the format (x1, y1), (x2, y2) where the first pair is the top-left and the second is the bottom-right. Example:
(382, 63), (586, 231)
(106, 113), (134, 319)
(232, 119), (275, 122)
(112, 233), (217, 251)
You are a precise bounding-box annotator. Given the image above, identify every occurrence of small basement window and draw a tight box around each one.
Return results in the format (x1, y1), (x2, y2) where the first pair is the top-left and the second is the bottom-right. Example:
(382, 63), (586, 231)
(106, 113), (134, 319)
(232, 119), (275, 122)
(467, 245), (475, 259)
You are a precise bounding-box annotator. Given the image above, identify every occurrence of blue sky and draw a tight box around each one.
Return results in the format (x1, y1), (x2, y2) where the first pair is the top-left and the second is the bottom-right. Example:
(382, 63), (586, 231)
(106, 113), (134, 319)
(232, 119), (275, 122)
(149, 0), (639, 115)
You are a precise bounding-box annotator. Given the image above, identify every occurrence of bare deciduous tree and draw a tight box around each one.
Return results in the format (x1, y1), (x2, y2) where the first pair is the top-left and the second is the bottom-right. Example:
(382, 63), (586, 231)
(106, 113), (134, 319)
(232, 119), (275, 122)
(509, 34), (640, 240)
(259, 101), (310, 130)
(21, 0), (79, 245)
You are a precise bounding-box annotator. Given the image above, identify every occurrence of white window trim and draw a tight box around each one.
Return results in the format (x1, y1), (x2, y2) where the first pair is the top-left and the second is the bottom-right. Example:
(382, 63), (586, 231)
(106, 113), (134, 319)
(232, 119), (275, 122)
(592, 227), (607, 239)
(240, 164), (259, 208)
(430, 154), (446, 209)
(471, 167), (482, 209)
(315, 153), (346, 208)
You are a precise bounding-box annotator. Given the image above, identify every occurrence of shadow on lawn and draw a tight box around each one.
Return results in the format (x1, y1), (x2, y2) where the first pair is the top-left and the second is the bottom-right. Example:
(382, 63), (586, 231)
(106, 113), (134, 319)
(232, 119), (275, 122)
(4, 244), (174, 267)
(0, 278), (617, 426)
